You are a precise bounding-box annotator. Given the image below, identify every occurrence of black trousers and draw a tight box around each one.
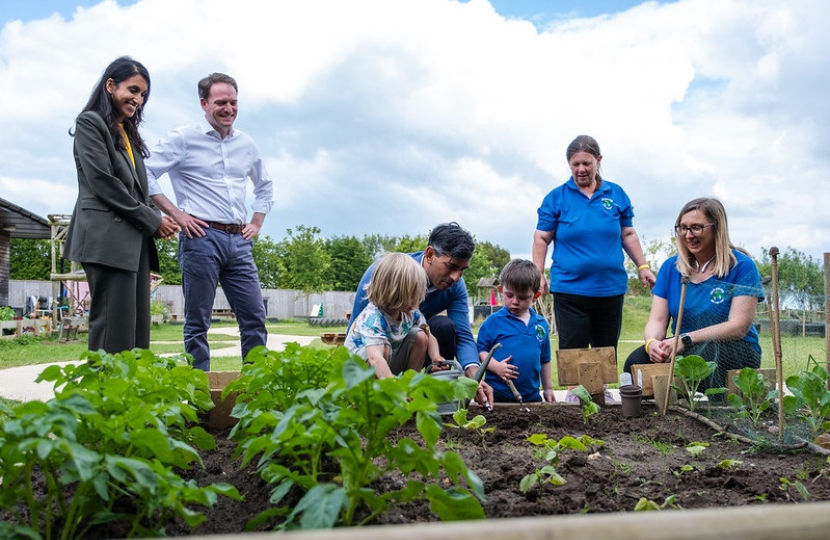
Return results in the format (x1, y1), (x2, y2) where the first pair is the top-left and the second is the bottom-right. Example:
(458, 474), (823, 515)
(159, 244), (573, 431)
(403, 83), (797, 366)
(553, 292), (625, 355)
(84, 237), (152, 354)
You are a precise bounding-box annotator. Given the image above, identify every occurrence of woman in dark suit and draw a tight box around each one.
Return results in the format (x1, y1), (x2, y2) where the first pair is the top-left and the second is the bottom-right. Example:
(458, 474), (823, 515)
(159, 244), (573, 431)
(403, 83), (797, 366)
(64, 56), (178, 353)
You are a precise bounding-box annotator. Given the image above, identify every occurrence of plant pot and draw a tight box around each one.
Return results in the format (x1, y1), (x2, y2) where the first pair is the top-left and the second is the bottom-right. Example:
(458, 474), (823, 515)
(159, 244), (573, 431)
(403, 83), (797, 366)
(619, 384), (643, 417)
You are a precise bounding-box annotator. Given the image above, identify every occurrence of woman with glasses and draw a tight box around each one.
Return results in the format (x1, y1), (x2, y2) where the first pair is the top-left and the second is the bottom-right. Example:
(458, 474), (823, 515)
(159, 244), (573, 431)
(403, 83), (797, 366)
(623, 197), (764, 390)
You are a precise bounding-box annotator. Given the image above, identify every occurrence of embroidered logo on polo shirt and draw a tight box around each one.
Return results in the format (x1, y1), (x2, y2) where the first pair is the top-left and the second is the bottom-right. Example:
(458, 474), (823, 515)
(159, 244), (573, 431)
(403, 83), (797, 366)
(535, 324), (546, 343)
(601, 198), (613, 210)
(710, 288), (726, 304)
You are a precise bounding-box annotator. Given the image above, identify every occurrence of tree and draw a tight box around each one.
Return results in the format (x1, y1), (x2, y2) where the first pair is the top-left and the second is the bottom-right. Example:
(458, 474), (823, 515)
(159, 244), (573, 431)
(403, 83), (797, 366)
(462, 240), (511, 299)
(251, 235), (283, 289)
(324, 236), (373, 291)
(758, 247), (824, 312)
(155, 238), (182, 285)
(274, 225), (332, 292)
(9, 239), (52, 280)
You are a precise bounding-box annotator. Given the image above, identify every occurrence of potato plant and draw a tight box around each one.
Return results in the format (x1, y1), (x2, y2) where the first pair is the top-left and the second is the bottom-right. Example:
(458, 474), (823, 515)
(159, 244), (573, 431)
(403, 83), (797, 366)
(783, 362), (830, 438)
(0, 350), (241, 540)
(227, 345), (485, 530)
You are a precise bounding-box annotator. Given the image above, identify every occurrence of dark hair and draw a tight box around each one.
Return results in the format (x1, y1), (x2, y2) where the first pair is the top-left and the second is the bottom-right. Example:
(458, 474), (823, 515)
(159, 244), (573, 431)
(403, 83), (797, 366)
(198, 73), (238, 100)
(499, 259), (541, 294)
(427, 222), (475, 260)
(78, 56), (151, 157)
(565, 134), (602, 183)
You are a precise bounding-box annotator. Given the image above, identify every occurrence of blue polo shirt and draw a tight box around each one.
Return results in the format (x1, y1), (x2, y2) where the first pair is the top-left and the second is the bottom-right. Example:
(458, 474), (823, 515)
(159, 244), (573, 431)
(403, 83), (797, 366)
(536, 177), (634, 297)
(478, 307), (551, 403)
(349, 251), (479, 370)
(655, 250), (764, 353)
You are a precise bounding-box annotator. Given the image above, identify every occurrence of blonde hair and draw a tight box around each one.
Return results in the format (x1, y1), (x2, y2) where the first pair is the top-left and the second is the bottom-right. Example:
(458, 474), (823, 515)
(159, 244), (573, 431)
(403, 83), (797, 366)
(674, 198), (748, 277)
(365, 253), (428, 313)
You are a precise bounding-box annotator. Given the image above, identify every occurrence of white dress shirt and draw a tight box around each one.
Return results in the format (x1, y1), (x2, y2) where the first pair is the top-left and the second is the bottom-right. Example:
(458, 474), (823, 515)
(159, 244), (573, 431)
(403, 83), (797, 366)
(146, 119), (273, 224)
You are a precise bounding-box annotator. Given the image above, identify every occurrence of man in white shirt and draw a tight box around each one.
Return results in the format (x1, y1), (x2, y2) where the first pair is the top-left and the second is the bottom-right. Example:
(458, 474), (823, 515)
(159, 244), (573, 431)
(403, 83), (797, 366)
(146, 73), (274, 370)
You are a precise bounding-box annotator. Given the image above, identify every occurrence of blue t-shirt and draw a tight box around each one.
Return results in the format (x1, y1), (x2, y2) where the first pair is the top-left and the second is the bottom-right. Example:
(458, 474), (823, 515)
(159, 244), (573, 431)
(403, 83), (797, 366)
(536, 177), (634, 297)
(477, 307), (551, 403)
(654, 250), (764, 353)
(349, 251), (478, 369)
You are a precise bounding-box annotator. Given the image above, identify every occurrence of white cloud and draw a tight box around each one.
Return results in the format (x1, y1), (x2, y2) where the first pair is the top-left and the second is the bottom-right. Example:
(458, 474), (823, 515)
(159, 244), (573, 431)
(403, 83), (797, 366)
(1, 0), (829, 265)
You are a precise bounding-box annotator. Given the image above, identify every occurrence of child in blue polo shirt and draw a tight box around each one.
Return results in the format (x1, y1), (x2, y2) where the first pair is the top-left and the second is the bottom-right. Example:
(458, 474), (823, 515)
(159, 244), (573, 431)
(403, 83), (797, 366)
(478, 259), (554, 403)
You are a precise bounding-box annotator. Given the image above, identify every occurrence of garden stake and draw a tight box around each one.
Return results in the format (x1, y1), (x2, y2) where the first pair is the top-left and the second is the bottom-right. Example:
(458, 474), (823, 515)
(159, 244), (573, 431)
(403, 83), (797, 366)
(466, 342), (502, 411)
(662, 274), (690, 415)
(769, 246), (784, 442)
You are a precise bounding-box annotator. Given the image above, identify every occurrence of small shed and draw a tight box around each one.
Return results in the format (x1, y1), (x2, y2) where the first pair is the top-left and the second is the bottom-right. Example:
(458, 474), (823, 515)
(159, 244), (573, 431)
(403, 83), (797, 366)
(0, 198), (51, 307)
(473, 276), (500, 321)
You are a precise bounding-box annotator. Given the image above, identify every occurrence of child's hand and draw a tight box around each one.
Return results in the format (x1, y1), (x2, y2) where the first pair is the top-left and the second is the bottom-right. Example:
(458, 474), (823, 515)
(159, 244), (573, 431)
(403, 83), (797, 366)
(543, 389), (556, 402)
(489, 355), (518, 380)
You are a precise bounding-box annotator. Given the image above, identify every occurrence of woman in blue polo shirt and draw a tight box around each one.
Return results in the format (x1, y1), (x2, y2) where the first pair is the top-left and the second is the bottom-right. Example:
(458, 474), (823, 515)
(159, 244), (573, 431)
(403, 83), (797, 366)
(623, 198), (764, 391)
(532, 135), (655, 361)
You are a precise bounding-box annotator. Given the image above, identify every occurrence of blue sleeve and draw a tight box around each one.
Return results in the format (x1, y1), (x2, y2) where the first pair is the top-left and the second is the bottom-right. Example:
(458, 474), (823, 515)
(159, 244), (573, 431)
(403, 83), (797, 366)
(476, 317), (495, 354)
(652, 257), (677, 300)
(536, 189), (559, 232)
(615, 185), (634, 228)
(446, 279), (479, 369)
(731, 252), (765, 301)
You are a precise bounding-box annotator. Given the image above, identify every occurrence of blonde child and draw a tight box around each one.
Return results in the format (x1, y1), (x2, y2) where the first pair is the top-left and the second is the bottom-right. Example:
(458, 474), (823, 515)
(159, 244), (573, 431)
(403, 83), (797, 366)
(345, 253), (445, 378)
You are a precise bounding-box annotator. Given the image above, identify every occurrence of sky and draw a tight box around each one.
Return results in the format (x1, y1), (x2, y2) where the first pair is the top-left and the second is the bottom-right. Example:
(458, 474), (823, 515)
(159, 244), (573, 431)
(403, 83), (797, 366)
(1, 0), (828, 268)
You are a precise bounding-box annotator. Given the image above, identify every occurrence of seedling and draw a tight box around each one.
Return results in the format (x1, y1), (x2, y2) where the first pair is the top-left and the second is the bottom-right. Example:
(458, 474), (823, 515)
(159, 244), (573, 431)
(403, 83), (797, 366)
(672, 464), (697, 477)
(570, 385), (600, 425)
(718, 459), (743, 470)
(634, 495), (681, 511)
(633, 433), (673, 455)
(783, 362), (830, 438)
(519, 434), (595, 493)
(727, 368), (775, 427)
(672, 355), (717, 412)
(685, 441), (708, 458)
(446, 408), (495, 443)
(779, 477), (810, 501)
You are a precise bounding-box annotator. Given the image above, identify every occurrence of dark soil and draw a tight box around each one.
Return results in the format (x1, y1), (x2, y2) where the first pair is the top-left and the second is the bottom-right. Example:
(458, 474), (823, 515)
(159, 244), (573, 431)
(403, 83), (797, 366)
(7, 403), (830, 537)
(167, 403), (830, 536)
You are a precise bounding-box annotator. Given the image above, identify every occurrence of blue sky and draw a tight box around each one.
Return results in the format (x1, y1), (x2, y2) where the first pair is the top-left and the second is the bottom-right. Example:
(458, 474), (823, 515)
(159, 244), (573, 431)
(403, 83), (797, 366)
(2, 1), (653, 24)
(1, 0), (828, 264)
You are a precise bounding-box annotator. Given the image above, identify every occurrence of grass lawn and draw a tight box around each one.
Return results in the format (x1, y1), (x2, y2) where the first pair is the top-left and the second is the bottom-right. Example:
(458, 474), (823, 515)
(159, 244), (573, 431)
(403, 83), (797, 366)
(1, 305), (826, 389)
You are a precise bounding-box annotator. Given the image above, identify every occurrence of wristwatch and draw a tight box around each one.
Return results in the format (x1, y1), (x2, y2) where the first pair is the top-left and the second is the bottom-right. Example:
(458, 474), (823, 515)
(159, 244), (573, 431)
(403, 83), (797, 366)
(680, 333), (693, 350)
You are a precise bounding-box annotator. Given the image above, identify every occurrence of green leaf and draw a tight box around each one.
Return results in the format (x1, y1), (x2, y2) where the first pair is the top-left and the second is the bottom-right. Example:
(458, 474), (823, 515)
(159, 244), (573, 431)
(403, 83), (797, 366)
(426, 485), (485, 521)
(293, 484), (346, 529)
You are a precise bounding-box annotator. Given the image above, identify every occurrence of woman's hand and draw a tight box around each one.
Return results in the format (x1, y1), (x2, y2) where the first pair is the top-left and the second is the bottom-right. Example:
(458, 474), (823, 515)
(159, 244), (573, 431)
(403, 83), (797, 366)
(649, 339), (673, 363)
(639, 266), (656, 289)
(154, 215), (180, 239)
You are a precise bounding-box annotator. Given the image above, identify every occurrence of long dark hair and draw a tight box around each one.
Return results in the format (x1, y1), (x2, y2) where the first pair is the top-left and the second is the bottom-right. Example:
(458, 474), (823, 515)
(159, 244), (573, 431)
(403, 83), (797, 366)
(76, 56), (151, 157)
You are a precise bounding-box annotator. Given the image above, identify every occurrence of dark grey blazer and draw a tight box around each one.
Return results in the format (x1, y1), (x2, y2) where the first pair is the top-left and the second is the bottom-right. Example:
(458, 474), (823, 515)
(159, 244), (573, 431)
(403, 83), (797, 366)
(64, 111), (162, 272)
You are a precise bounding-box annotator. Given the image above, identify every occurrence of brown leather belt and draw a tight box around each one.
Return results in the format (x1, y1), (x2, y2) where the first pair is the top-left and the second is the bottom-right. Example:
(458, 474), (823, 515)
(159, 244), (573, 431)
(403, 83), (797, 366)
(206, 222), (243, 234)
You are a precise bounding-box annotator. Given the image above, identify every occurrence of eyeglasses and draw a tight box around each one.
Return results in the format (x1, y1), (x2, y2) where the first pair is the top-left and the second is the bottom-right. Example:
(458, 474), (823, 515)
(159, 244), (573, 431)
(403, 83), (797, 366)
(674, 223), (715, 237)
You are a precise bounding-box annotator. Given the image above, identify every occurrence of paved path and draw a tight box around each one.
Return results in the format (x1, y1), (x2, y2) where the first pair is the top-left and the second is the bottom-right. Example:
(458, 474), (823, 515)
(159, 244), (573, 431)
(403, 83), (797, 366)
(0, 330), (316, 403)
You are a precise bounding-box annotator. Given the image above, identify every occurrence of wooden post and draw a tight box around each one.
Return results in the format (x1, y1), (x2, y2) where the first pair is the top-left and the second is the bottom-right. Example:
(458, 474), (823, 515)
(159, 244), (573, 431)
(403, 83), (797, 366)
(770, 247), (784, 441)
(825, 253), (830, 388)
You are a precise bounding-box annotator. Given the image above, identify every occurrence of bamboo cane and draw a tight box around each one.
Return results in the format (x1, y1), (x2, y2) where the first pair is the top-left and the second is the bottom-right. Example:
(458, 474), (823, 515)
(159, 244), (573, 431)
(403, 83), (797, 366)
(662, 274), (690, 415)
(769, 247), (784, 442)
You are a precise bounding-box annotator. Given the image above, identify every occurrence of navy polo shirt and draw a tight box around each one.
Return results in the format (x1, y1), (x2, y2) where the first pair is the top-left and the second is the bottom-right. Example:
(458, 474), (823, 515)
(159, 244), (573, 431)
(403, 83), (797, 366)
(536, 177), (635, 297)
(478, 307), (551, 403)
